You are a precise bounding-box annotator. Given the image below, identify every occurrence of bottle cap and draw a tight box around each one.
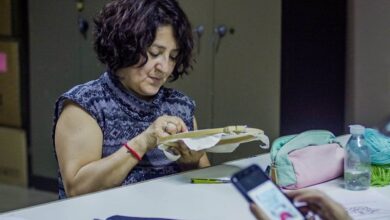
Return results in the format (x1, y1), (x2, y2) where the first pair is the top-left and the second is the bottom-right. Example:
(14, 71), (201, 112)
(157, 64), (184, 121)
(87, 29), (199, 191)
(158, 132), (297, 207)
(349, 124), (365, 135)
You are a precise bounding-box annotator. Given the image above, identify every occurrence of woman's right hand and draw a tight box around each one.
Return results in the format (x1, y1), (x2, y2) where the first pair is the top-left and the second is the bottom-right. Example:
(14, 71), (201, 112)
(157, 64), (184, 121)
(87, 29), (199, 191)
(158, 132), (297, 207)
(140, 115), (188, 150)
(286, 189), (351, 220)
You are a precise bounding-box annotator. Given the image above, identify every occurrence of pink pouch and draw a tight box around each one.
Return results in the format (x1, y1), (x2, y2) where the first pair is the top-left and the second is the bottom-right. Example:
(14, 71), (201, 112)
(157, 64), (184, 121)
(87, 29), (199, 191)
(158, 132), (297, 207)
(283, 143), (344, 189)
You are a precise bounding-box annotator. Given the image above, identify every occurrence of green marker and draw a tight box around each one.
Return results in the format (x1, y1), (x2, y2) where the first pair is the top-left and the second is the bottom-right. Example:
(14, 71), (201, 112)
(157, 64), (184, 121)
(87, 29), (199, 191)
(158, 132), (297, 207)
(191, 178), (231, 184)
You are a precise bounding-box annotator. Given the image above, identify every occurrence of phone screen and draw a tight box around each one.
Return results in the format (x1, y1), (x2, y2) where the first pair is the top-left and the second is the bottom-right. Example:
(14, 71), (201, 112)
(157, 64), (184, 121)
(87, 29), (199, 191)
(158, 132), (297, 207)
(231, 165), (304, 220)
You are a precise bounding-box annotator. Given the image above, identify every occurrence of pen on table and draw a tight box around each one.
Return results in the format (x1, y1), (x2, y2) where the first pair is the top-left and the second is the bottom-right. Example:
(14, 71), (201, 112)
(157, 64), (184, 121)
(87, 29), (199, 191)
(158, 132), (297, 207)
(191, 178), (231, 184)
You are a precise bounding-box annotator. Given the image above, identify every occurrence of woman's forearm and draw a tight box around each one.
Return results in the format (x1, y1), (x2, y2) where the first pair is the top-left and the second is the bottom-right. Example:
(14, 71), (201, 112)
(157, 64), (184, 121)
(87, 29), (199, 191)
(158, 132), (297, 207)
(64, 136), (148, 197)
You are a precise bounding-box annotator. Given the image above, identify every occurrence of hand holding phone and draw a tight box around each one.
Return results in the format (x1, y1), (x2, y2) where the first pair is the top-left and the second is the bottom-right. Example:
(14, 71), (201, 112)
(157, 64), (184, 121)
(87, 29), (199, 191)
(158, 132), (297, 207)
(231, 164), (305, 220)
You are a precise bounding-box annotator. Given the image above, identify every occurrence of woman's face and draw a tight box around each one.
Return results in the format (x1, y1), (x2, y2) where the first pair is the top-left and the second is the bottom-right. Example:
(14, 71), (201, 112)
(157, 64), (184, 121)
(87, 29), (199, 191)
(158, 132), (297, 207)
(117, 25), (179, 100)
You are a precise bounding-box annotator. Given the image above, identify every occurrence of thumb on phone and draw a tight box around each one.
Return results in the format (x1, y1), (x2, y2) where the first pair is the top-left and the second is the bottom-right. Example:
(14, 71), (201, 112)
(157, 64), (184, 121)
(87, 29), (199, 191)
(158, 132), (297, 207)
(250, 203), (271, 220)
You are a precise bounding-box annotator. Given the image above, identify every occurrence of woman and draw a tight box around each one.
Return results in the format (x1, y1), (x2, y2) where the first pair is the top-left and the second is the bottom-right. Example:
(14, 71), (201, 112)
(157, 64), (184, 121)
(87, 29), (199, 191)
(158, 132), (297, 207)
(53, 0), (210, 199)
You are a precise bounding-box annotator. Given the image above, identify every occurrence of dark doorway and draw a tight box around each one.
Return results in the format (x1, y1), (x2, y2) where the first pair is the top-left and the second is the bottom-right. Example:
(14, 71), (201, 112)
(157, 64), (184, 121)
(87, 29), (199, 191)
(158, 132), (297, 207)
(281, 0), (347, 135)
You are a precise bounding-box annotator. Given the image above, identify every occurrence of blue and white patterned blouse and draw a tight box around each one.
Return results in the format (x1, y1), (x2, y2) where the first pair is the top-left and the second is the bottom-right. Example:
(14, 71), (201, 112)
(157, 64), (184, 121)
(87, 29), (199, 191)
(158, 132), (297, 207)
(53, 72), (195, 199)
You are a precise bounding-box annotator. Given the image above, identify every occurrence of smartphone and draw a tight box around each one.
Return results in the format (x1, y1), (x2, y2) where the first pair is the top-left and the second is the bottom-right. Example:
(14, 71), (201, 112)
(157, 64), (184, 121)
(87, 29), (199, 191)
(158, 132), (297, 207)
(231, 164), (305, 220)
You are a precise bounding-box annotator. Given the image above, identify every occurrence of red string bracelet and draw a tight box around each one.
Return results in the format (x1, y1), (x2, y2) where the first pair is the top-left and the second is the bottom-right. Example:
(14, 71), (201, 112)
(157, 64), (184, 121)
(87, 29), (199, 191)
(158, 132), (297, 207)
(123, 142), (142, 161)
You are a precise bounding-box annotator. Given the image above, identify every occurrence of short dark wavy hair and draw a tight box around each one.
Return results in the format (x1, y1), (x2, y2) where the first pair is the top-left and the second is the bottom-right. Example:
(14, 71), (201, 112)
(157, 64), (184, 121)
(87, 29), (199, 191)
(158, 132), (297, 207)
(93, 0), (194, 81)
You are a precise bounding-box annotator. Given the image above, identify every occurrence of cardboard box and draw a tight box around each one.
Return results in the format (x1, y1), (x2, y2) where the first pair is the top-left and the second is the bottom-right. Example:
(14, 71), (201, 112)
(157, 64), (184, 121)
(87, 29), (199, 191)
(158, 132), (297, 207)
(0, 126), (27, 187)
(0, 40), (22, 127)
(0, 0), (12, 36)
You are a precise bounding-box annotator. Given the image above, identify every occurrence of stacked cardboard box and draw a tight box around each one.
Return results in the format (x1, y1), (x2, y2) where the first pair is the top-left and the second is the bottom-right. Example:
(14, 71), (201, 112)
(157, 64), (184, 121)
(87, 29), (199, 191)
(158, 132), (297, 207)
(0, 41), (22, 127)
(0, 127), (27, 187)
(0, 0), (28, 187)
(0, 0), (12, 36)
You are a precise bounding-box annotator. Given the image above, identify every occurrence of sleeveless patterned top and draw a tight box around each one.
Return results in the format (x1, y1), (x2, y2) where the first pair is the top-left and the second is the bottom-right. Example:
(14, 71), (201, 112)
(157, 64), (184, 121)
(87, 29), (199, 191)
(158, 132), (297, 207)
(53, 72), (195, 199)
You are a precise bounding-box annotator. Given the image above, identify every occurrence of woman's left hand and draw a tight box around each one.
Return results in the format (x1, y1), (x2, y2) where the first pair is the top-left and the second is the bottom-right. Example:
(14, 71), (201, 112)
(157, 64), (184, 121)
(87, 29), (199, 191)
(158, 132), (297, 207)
(169, 141), (205, 170)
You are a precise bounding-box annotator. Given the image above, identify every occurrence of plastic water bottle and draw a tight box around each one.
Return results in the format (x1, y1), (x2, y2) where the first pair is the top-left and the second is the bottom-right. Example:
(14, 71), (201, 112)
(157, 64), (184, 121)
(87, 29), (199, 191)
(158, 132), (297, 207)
(344, 125), (371, 190)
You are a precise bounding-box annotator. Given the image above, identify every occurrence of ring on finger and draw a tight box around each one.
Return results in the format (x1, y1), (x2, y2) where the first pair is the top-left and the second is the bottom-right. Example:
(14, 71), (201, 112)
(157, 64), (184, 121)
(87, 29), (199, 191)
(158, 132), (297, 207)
(165, 122), (177, 133)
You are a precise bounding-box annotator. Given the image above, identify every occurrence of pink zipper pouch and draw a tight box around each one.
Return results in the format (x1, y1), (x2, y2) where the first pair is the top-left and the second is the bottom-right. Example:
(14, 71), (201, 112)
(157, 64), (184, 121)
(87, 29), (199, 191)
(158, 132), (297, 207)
(283, 143), (344, 189)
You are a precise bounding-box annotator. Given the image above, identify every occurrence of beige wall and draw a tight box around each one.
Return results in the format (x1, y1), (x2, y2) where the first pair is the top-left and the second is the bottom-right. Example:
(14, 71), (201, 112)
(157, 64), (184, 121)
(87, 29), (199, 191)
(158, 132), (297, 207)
(346, 0), (390, 129)
(174, 0), (281, 164)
